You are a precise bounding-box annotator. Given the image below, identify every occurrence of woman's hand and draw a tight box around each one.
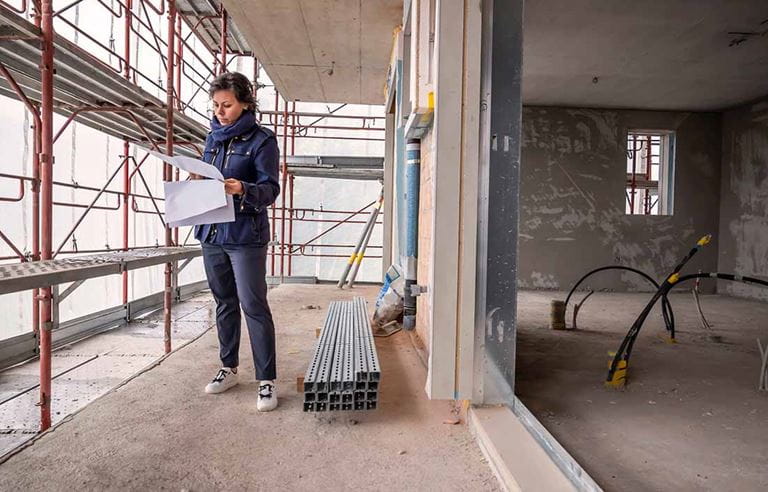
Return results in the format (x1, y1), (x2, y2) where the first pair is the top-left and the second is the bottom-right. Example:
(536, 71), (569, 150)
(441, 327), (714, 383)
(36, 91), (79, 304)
(224, 178), (244, 195)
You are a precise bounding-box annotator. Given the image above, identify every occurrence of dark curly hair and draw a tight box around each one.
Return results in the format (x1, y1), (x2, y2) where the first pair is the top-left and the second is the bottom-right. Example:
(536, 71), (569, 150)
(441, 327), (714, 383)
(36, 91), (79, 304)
(208, 71), (257, 111)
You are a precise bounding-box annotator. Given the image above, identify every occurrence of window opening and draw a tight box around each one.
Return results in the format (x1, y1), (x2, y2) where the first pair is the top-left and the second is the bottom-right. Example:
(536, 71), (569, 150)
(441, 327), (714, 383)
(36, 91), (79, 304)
(626, 130), (675, 215)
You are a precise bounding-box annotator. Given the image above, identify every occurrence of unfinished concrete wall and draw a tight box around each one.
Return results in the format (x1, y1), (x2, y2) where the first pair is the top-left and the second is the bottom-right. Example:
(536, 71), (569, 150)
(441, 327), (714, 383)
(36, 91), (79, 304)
(717, 98), (768, 301)
(519, 107), (722, 293)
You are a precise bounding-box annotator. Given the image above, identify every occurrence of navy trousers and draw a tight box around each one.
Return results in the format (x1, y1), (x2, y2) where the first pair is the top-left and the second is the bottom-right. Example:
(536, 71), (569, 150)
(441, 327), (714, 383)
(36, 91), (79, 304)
(202, 243), (276, 380)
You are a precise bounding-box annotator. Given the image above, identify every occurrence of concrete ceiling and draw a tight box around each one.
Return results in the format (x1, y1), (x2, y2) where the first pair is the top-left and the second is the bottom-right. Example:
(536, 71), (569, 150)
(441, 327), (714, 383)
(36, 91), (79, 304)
(523, 0), (768, 111)
(222, 0), (767, 111)
(222, 0), (402, 105)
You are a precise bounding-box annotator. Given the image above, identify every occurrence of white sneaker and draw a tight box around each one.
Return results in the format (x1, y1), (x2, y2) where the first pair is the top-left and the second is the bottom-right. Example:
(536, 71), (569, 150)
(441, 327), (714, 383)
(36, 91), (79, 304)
(204, 367), (238, 394)
(257, 380), (278, 411)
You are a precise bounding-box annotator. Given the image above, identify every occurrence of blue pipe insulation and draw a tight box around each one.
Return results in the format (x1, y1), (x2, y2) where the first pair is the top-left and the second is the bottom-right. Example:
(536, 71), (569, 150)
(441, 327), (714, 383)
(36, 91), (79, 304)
(405, 138), (421, 258)
(403, 138), (420, 330)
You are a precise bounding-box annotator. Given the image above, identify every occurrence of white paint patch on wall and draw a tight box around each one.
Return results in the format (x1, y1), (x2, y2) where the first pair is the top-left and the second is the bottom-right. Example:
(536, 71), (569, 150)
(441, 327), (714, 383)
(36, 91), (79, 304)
(529, 271), (560, 289)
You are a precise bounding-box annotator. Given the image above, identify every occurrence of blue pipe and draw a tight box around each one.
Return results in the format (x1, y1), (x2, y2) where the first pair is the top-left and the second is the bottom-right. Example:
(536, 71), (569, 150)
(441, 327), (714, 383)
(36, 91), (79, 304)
(405, 139), (421, 257)
(403, 138), (420, 330)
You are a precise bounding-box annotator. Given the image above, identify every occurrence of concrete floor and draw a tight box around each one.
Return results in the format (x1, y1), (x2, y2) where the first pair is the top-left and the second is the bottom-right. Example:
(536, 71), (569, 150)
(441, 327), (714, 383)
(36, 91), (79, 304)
(0, 294), (214, 457)
(0, 284), (498, 490)
(516, 290), (768, 491)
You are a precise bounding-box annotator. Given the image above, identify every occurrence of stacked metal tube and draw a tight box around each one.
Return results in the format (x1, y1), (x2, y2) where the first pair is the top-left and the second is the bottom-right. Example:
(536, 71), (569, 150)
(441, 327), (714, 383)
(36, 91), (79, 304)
(303, 297), (381, 411)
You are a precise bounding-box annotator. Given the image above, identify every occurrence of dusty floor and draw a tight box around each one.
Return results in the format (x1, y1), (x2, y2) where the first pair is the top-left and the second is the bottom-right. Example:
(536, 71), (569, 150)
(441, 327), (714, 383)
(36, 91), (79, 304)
(0, 284), (498, 490)
(516, 290), (768, 491)
(0, 295), (214, 456)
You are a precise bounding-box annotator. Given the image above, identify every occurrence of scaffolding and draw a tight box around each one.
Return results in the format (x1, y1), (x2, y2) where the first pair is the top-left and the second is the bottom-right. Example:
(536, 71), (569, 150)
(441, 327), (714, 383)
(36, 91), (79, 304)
(0, 0), (385, 432)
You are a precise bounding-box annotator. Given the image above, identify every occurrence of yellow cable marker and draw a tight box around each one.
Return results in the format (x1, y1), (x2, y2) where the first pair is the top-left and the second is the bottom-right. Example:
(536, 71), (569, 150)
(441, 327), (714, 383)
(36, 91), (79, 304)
(605, 359), (628, 388)
(668, 273), (680, 284)
(697, 234), (712, 246)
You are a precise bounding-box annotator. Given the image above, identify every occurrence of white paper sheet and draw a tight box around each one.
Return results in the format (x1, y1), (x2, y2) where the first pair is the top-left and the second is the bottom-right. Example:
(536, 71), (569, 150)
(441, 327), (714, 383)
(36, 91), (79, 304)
(163, 180), (226, 223)
(167, 194), (235, 228)
(153, 150), (235, 227)
(149, 150), (224, 181)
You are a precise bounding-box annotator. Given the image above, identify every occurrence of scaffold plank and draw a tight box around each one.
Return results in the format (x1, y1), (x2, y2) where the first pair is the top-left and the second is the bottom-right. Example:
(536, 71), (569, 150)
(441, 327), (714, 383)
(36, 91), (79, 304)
(0, 247), (202, 295)
(176, 0), (252, 56)
(0, 4), (208, 157)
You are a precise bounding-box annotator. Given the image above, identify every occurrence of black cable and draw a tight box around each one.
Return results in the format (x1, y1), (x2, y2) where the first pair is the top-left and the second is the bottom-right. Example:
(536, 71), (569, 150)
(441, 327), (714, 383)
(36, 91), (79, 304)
(674, 273), (768, 290)
(564, 265), (675, 337)
(609, 271), (768, 383)
(607, 235), (712, 382)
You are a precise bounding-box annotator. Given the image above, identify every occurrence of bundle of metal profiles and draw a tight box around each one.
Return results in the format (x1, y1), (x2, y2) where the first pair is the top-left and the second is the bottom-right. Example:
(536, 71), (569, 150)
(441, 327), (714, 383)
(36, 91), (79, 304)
(303, 297), (380, 412)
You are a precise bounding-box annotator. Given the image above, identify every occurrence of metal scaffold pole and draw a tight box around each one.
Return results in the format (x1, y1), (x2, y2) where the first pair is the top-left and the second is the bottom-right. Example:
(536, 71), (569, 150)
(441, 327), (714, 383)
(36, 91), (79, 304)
(122, 0), (133, 306)
(219, 6), (227, 74)
(163, 0), (177, 354)
(280, 98), (288, 279)
(270, 89), (279, 277)
(38, 0), (55, 431)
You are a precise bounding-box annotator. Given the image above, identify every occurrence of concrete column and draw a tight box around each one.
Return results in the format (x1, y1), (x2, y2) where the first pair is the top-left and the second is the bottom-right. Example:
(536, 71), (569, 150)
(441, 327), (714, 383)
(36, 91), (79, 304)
(426, 0), (482, 400)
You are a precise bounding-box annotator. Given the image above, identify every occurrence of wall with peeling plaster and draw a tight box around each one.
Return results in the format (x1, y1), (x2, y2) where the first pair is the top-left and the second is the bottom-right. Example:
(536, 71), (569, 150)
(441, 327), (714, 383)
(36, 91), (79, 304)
(519, 107), (722, 294)
(718, 98), (768, 301)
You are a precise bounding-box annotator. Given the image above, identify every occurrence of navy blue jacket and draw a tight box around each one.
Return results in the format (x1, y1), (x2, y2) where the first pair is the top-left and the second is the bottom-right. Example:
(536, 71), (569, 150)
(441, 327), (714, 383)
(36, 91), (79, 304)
(194, 121), (280, 246)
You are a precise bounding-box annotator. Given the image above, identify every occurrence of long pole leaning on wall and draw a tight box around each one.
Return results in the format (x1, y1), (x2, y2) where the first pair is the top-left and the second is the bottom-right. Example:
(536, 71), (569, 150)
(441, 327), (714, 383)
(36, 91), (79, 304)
(163, 0), (177, 354)
(347, 191), (383, 288)
(403, 138), (420, 330)
(39, 0), (55, 431)
(337, 191), (382, 288)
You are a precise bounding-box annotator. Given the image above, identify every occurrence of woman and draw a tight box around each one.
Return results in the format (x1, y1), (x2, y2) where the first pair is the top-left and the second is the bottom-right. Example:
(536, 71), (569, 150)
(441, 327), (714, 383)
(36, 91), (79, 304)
(193, 71), (280, 412)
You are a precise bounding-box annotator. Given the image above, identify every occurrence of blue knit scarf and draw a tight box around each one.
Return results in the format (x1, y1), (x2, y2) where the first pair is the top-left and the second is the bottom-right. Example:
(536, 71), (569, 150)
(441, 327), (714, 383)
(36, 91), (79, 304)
(210, 110), (257, 143)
